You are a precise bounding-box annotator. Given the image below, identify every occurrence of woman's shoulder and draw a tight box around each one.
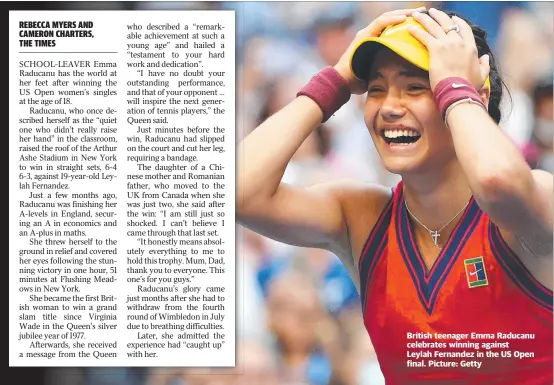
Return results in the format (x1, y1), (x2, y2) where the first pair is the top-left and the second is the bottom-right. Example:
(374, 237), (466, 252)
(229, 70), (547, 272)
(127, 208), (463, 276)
(318, 179), (396, 262)
(320, 178), (395, 212)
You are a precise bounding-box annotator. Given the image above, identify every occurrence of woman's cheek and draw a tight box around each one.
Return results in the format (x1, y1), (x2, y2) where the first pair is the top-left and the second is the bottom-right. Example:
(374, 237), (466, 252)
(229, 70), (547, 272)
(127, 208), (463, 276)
(409, 98), (442, 132)
(363, 102), (380, 133)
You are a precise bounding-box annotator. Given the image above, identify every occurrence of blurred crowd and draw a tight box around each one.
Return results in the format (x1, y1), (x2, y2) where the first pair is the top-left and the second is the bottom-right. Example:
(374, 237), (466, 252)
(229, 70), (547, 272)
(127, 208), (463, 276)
(44, 2), (553, 385)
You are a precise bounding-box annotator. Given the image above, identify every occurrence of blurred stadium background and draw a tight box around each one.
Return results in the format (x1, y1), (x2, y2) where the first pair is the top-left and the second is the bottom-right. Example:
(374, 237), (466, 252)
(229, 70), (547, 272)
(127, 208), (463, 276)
(24, 1), (553, 384)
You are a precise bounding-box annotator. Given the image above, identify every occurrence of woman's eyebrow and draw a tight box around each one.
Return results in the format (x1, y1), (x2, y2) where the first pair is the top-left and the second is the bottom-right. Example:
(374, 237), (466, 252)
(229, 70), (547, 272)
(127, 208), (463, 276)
(398, 68), (428, 79)
(367, 71), (383, 83)
(367, 67), (428, 82)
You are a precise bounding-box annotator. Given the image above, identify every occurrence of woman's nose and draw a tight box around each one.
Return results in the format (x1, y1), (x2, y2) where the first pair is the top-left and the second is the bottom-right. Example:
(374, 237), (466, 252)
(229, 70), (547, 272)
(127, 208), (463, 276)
(380, 92), (406, 120)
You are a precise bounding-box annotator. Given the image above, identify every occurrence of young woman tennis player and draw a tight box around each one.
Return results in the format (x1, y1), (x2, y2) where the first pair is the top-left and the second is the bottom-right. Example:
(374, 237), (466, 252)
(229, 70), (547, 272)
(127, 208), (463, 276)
(237, 7), (552, 384)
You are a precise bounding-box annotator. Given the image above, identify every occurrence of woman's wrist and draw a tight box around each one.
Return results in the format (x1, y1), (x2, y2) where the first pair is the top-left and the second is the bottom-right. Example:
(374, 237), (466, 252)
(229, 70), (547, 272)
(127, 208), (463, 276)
(444, 98), (488, 129)
(433, 77), (486, 121)
(297, 66), (351, 122)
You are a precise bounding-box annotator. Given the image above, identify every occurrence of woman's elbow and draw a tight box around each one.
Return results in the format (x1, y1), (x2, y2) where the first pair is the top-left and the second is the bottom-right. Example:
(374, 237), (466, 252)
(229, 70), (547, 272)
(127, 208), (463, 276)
(474, 166), (533, 205)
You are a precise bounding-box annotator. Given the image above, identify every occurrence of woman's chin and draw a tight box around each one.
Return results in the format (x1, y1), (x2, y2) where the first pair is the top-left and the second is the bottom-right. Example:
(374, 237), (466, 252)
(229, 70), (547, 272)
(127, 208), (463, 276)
(378, 140), (427, 175)
(382, 157), (424, 175)
(380, 149), (457, 176)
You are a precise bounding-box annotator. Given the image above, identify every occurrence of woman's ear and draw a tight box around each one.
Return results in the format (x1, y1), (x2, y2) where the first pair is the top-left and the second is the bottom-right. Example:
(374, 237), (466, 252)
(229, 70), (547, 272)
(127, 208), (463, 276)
(479, 86), (491, 110)
(479, 55), (491, 110)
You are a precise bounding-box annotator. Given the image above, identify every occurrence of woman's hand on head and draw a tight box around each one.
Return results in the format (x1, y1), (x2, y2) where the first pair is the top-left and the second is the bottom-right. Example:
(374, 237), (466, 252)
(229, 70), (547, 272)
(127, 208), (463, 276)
(408, 8), (490, 91)
(334, 7), (426, 95)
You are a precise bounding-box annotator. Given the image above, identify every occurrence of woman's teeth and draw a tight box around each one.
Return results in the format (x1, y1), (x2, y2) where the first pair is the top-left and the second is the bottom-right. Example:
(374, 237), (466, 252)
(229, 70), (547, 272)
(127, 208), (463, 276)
(383, 129), (419, 138)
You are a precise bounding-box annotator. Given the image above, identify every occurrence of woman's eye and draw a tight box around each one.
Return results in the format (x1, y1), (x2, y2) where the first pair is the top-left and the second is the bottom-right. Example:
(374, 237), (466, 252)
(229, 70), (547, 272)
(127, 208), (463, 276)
(408, 84), (426, 91)
(368, 86), (384, 93)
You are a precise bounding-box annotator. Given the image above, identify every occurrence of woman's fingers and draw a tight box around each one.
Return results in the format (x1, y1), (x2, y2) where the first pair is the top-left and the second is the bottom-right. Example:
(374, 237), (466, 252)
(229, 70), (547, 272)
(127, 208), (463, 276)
(407, 24), (435, 49)
(359, 7), (427, 37)
(384, 6), (427, 17)
(453, 15), (477, 48)
(335, 6), (427, 94)
(428, 8), (460, 37)
(412, 11), (446, 38)
(365, 14), (408, 37)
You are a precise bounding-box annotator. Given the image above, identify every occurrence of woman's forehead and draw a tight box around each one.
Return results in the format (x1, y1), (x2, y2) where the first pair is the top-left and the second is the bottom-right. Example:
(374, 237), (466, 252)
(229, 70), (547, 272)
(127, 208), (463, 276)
(368, 48), (428, 79)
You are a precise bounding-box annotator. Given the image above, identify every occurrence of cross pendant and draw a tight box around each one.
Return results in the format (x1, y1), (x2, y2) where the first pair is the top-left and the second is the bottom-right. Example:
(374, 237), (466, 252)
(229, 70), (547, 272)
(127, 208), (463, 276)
(430, 231), (440, 247)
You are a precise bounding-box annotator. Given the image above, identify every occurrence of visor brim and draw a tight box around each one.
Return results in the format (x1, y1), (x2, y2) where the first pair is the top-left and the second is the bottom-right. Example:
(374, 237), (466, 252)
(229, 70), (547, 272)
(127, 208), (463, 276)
(350, 38), (430, 82)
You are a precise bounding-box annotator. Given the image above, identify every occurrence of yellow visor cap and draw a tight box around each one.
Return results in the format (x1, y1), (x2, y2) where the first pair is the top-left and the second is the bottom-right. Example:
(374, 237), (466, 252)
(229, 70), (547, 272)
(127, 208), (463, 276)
(350, 17), (490, 90)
